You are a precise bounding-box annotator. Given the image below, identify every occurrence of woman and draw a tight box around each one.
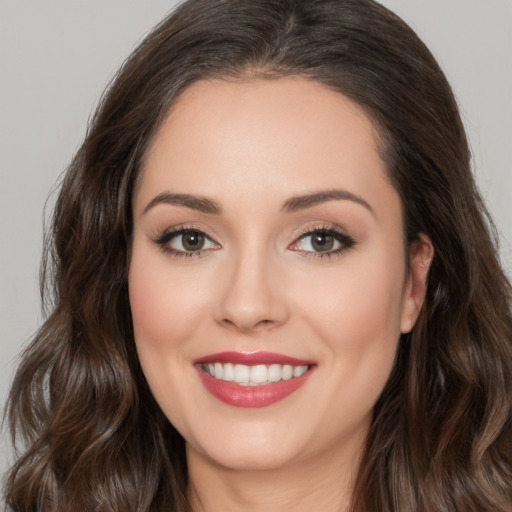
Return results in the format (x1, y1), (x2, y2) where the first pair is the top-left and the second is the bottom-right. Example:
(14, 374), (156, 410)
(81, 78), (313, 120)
(4, 0), (511, 510)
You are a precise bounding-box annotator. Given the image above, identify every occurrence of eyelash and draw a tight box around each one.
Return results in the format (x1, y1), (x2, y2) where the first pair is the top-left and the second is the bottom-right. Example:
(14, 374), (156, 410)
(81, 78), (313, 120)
(154, 225), (218, 259)
(290, 226), (355, 260)
(153, 225), (355, 259)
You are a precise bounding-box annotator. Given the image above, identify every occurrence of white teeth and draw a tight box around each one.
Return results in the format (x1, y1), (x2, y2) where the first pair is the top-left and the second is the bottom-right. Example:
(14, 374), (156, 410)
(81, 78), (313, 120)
(293, 365), (308, 377)
(214, 362), (223, 380)
(203, 362), (309, 386)
(250, 365), (267, 384)
(223, 362), (234, 381)
(282, 364), (293, 380)
(268, 364), (282, 382)
(234, 364), (250, 384)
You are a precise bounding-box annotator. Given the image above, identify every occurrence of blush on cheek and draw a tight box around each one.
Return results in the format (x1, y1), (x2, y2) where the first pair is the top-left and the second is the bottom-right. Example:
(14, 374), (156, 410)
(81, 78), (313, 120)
(129, 261), (212, 354)
(129, 272), (166, 342)
(322, 268), (403, 340)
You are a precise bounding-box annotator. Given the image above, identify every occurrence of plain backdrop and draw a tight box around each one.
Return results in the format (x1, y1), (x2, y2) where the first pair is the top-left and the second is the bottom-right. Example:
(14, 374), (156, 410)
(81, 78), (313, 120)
(1, 0), (511, 480)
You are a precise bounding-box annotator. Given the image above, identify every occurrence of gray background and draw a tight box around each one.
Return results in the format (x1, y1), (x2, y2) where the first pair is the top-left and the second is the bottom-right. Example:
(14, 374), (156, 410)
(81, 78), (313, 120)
(1, 0), (511, 481)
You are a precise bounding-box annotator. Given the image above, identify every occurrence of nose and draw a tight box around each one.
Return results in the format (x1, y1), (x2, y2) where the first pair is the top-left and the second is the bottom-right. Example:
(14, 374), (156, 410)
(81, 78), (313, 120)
(214, 248), (290, 334)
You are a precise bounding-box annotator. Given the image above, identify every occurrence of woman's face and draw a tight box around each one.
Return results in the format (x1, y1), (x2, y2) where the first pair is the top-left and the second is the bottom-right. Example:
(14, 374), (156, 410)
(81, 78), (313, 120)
(129, 77), (430, 472)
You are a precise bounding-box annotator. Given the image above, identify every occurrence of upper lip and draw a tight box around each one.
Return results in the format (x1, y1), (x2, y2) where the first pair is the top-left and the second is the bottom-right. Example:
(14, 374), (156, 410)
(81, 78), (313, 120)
(193, 351), (316, 366)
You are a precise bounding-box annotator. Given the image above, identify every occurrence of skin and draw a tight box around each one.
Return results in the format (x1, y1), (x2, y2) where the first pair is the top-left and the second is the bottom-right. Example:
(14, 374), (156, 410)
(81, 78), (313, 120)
(129, 77), (433, 512)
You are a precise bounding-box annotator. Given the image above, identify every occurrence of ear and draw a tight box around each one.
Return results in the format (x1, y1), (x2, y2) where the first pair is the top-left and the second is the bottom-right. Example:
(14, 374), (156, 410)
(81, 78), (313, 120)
(400, 233), (434, 333)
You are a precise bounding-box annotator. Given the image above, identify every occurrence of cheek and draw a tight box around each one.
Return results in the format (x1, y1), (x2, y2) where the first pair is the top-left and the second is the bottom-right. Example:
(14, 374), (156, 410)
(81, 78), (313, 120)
(307, 258), (405, 427)
(306, 258), (403, 340)
(343, 269), (401, 339)
(127, 247), (211, 431)
(127, 244), (213, 414)
(300, 249), (406, 393)
(128, 251), (210, 350)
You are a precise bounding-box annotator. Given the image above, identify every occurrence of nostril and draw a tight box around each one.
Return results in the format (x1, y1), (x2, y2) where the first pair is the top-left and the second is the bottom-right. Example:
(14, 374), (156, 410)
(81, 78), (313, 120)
(214, 273), (290, 332)
(219, 317), (277, 333)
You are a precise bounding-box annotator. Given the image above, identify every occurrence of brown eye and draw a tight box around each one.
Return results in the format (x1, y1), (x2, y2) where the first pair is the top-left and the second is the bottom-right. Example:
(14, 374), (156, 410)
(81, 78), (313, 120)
(156, 228), (219, 255)
(310, 233), (335, 252)
(289, 228), (355, 257)
(181, 230), (205, 251)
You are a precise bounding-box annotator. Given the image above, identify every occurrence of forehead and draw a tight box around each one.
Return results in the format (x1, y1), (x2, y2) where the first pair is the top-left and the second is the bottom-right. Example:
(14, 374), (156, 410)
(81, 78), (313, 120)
(135, 77), (398, 219)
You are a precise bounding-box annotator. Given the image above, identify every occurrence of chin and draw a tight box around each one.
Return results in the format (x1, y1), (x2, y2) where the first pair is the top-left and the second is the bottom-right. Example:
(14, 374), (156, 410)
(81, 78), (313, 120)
(196, 446), (300, 473)
(186, 424), (309, 472)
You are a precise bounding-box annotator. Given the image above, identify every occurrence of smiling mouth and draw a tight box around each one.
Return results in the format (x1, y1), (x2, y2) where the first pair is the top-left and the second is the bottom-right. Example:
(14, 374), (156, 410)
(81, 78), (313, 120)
(201, 362), (310, 386)
(195, 351), (316, 407)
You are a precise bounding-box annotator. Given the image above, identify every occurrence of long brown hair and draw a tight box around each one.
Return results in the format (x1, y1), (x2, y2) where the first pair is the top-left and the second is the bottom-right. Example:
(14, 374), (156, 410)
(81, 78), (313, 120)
(5, 0), (512, 510)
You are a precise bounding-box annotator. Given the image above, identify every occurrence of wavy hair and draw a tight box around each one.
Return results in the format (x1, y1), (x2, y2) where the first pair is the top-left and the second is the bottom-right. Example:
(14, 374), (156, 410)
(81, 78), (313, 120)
(4, 0), (512, 510)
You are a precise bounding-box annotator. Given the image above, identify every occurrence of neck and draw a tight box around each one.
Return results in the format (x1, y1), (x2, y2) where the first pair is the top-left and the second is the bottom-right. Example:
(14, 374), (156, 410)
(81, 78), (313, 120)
(186, 436), (364, 512)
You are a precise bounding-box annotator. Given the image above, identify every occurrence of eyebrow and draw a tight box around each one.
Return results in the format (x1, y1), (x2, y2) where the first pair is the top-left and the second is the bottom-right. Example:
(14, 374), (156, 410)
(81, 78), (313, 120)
(281, 189), (373, 214)
(142, 188), (373, 216)
(142, 192), (222, 215)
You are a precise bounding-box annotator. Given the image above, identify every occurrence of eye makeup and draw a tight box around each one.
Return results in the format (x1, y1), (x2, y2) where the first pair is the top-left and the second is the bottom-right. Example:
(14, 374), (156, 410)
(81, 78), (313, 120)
(288, 225), (356, 260)
(152, 224), (220, 258)
(151, 222), (356, 260)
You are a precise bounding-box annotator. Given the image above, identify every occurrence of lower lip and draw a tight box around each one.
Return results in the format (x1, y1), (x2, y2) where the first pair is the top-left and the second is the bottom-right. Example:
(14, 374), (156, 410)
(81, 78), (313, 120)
(196, 366), (313, 408)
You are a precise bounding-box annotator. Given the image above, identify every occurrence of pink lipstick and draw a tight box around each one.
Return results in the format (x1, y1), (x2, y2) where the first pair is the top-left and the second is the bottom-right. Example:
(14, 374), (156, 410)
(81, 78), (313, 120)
(194, 351), (315, 408)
